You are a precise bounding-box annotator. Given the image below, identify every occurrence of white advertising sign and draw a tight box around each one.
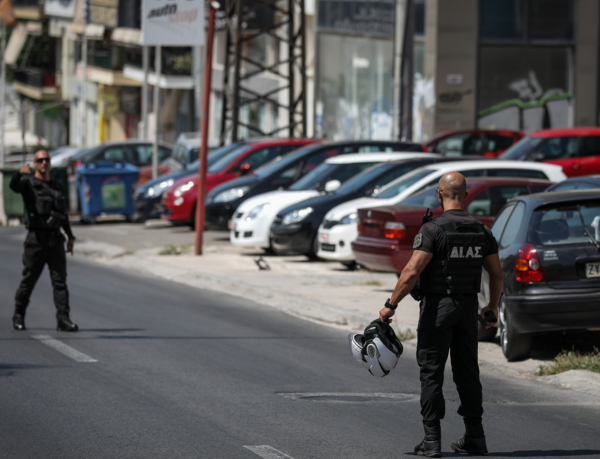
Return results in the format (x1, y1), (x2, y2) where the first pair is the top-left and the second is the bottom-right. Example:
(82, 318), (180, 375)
(142, 0), (205, 46)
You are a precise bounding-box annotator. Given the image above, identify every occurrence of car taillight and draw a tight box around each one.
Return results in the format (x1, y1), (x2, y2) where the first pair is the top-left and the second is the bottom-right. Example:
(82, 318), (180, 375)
(384, 222), (406, 239)
(74, 160), (82, 170)
(515, 243), (545, 283)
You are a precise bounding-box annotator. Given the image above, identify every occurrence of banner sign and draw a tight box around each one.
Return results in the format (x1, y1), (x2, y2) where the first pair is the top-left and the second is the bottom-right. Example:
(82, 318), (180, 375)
(317, 0), (395, 37)
(142, 0), (205, 46)
(89, 0), (118, 27)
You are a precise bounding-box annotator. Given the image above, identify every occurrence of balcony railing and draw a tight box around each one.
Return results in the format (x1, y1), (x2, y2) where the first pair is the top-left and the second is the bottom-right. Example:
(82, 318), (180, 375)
(14, 67), (56, 89)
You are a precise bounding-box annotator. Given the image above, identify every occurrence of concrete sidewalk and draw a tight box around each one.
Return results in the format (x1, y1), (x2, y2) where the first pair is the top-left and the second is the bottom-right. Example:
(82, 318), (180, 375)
(67, 230), (600, 398)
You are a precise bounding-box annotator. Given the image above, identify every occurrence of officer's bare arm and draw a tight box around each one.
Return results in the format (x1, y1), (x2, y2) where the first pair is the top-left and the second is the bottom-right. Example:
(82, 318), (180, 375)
(481, 253), (503, 325)
(379, 251), (433, 322)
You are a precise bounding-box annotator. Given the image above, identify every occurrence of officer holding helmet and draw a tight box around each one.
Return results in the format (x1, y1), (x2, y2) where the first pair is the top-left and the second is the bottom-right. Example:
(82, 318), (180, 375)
(379, 172), (503, 457)
(10, 150), (78, 332)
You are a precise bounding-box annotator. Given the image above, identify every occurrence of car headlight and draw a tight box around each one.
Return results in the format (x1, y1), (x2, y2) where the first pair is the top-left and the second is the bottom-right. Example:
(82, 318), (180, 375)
(282, 207), (313, 225)
(174, 181), (195, 197)
(339, 213), (357, 225)
(213, 186), (250, 203)
(145, 179), (175, 198)
(246, 203), (270, 221)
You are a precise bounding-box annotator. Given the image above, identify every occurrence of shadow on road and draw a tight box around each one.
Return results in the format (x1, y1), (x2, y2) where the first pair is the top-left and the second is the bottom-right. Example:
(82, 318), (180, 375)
(0, 364), (54, 377)
(483, 451), (600, 457)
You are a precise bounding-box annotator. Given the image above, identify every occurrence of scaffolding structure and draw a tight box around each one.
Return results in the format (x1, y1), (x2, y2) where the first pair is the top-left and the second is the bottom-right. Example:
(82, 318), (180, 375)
(220, 0), (307, 143)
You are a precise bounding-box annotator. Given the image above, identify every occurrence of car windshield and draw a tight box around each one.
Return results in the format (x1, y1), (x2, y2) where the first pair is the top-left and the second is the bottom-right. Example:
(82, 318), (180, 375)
(254, 144), (323, 179)
(529, 202), (600, 247)
(375, 169), (434, 199)
(289, 163), (337, 191)
(499, 136), (544, 160)
(207, 145), (252, 173)
(186, 144), (242, 171)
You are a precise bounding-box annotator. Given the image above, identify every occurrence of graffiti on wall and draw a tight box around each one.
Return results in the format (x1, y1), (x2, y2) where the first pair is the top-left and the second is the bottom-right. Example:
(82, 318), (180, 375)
(477, 71), (572, 132)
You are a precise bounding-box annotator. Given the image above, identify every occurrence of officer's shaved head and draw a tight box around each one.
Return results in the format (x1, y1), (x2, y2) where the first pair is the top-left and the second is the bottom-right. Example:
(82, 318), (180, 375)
(438, 172), (467, 202)
(34, 149), (50, 159)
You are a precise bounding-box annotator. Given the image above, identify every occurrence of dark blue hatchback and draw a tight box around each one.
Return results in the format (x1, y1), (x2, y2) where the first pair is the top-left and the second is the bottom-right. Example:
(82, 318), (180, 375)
(486, 190), (600, 361)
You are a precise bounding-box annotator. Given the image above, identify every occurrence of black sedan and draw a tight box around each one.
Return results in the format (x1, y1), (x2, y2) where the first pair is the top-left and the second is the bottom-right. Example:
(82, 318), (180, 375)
(487, 190), (600, 361)
(204, 140), (425, 230)
(133, 143), (244, 220)
(269, 156), (479, 258)
(545, 175), (600, 192)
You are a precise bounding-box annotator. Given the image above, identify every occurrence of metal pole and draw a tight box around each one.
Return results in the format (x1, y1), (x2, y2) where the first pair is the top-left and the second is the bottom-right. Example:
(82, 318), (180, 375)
(81, 30), (88, 146)
(399, 0), (414, 140)
(392, 0), (407, 139)
(152, 45), (161, 179)
(195, 2), (218, 256)
(141, 45), (149, 140)
(20, 97), (26, 165)
(0, 22), (6, 167)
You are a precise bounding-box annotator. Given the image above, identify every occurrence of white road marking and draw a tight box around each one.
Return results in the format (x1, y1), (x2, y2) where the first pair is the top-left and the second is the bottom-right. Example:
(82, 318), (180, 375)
(32, 335), (98, 363)
(278, 392), (420, 402)
(244, 445), (295, 459)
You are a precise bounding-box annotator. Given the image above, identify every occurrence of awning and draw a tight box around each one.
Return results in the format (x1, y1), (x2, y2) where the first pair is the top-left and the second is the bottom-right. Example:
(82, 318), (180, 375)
(85, 23), (105, 40)
(5, 23), (27, 66)
(111, 28), (142, 46)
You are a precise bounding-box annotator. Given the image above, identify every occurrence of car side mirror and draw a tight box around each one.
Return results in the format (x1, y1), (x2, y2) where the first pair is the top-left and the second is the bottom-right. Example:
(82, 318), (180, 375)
(239, 163), (252, 175)
(324, 180), (341, 192)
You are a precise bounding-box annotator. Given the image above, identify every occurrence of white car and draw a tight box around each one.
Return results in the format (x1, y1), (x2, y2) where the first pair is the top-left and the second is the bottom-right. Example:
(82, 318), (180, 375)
(230, 153), (437, 249)
(317, 160), (567, 263)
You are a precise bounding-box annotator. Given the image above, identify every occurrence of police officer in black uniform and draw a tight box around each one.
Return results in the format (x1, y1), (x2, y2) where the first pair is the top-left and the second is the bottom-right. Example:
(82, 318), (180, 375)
(10, 150), (79, 332)
(379, 172), (503, 457)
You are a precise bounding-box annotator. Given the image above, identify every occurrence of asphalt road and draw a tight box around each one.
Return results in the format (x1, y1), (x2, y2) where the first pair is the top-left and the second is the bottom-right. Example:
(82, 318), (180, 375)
(1, 228), (599, 459)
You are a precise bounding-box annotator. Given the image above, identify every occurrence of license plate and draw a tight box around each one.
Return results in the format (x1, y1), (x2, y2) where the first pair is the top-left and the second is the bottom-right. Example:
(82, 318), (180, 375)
(319, 233), (328, 243)
(228, 220), (236, 231)
(585, 262), (600, 278)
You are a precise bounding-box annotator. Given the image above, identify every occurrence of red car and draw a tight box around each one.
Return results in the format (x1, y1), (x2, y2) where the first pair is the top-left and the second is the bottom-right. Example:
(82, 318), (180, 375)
(351, 178), (552, 273)
(500, 127), (600, 177)
(426, 129), (524, 158)
(162, 138), (320, 225)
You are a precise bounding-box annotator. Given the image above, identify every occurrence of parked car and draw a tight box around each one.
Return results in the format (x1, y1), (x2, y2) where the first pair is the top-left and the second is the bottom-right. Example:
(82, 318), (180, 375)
(133, 142), (245, 221)
(269, 157), (487, 258)
(230, 153), (434, 250)
(317, 161), (566, 265)
(427, 129), (524, 157)
(49, 146), (87, 167)
(70, 140), (173, 174)
(499, 127), (600, 177)
(484, 190), (600, 361)
(351, 178), (552, 276)
(205, 140), (425, 231)
(545, 175), (600, 192)
(162, 138), (320, 227)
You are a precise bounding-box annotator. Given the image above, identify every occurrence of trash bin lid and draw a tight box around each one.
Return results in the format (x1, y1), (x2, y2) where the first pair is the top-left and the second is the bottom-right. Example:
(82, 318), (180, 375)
(78, 161), (139, 175)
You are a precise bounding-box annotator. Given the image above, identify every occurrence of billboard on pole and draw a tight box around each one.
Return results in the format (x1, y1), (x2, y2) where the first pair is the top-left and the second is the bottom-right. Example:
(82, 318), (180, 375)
(142, 0), (205, 46)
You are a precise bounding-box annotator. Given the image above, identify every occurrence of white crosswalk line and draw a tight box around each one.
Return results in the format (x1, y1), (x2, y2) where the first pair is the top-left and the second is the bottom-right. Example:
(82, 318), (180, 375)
(244, 445), (295, 459)
(32, 335), (98, 363)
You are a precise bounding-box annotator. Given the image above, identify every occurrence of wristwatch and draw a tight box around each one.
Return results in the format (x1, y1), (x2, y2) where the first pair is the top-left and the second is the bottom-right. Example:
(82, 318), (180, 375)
(385, 298), (398, 310)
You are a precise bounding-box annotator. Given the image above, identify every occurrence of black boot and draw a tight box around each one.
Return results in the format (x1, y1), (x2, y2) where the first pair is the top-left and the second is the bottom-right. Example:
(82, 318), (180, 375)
(414, 422), (441, 458)
(451, 418), (488, 455)
(12, 314), (26, 331)
(57, 318), (79, 332)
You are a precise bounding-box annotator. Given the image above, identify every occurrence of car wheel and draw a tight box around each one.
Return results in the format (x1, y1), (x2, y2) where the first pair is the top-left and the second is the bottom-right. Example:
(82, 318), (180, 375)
(188, 205), (196, 230)
(341, 261), (361, 271)
(263, 238), (275, 255)
(499, 296), (532, 361)
(306, 235), (321, 260)
(477, 320), (497, 342)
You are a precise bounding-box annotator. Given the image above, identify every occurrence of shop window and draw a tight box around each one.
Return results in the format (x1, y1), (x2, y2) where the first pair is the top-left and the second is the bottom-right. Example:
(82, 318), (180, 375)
(480, 0), (523, 40)
(527, 0), (573, 40)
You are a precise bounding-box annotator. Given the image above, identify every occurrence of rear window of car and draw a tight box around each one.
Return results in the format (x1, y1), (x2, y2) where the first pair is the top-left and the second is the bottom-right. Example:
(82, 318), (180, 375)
(486, 168), (548, 179)
(375, 169), (434, 199)
(486, 134), (515, 152)
(529, 202), (600, 247)
(207, 146), (252, 173)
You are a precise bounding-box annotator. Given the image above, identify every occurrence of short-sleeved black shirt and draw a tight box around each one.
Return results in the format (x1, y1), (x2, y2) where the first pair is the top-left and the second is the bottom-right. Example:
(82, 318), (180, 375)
(413, 209), (498, 257)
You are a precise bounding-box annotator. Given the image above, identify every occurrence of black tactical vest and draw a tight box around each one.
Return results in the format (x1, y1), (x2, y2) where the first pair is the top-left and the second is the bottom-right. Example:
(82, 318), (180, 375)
(24, 178), (67, 231)
(420, 216), (487, 295)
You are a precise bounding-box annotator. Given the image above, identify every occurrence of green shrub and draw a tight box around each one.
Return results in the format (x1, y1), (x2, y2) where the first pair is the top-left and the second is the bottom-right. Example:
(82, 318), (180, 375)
(538, 347), (600, 376)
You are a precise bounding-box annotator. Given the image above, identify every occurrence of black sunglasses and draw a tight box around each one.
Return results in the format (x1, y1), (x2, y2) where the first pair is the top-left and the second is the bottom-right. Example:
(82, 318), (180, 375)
(35, 158), (50, 163)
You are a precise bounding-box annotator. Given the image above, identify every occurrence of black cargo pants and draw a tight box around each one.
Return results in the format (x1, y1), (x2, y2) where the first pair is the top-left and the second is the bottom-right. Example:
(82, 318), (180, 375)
(14, 231), (70, 321)
(416, 293), (483, 422)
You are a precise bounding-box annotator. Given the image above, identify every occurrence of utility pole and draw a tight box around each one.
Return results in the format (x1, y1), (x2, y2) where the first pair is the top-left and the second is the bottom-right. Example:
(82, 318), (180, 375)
(0, 22), (6, 167)
(195, 2), (219, 255)
(392, 0), (407, 140)
(81, 1), (88, 147)
(141, 45), (149, 140)
(152, 45), (161, 179)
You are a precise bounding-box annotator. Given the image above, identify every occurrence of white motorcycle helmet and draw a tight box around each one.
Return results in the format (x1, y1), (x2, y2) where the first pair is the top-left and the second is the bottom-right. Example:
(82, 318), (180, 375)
(348, 319), (403, 377)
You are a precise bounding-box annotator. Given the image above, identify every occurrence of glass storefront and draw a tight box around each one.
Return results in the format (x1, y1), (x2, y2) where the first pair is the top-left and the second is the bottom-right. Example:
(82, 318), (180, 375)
(317, 34), (393, 140)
